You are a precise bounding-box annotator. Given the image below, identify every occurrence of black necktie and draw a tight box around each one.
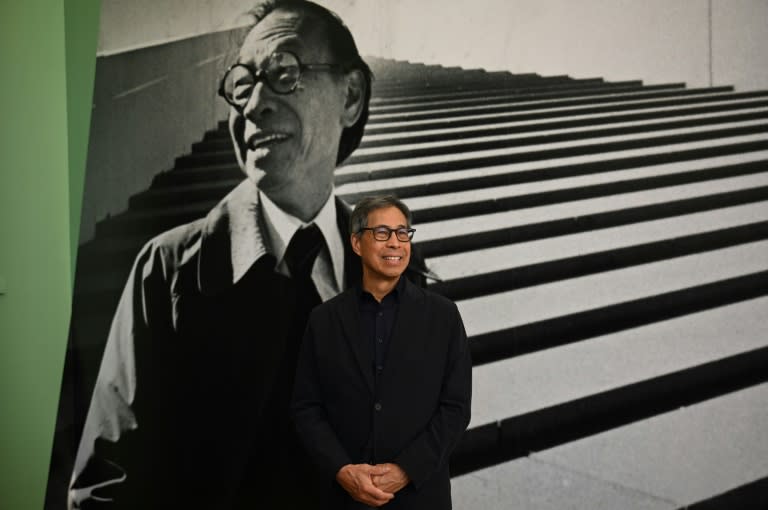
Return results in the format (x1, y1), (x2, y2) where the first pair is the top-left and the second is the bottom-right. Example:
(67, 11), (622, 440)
(284, 223), (324, 310)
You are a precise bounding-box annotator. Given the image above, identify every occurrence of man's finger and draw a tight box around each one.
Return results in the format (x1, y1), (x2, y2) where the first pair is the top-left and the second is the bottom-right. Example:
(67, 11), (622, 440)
(355, 484), (393, 508)
(363, 481), (394, 501)
(361, 493), (394, 507)
(366, 464), (391, 476)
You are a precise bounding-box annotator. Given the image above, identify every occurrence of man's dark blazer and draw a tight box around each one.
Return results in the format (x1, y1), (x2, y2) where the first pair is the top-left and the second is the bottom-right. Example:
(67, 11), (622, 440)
(292, 277), (472, 510)
(68, 181), (429, 509)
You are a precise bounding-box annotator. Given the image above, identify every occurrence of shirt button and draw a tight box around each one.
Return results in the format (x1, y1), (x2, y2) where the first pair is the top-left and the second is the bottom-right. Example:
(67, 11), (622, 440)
(377, 312), (383, 317)
(376, 365), (383, 372)
(374, 402), (382, 411)
(377, 337), (383, 343)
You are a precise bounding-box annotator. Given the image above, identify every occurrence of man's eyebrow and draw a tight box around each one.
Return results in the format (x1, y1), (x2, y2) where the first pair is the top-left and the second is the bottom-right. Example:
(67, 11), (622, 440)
(237, 39), (305, 65)
(271, 39), (304, 54)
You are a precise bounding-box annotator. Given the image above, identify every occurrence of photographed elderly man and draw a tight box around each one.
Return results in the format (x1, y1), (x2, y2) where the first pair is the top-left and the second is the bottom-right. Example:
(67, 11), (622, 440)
(292, 195), (472, 509)
(68, 2), (427, 509)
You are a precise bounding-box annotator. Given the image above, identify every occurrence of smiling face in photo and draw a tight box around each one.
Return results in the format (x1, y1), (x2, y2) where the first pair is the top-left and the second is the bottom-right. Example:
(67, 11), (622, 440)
(228, 7), (349, 198)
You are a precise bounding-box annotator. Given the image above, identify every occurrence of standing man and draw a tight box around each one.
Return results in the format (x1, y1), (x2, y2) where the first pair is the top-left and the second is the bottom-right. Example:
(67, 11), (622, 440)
(68, 2), (427, 509)
(292, 195), (472, 509)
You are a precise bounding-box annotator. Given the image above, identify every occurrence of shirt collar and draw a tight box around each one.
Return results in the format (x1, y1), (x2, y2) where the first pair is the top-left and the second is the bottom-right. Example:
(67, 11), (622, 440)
(196, 180), (355, 296)
(258, 188), (345, 291)
(357, 275), (405, 305)
(197, 179), (267, 295)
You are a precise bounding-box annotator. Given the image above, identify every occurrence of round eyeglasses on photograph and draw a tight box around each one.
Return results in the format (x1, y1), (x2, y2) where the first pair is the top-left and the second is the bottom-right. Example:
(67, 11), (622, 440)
(358, 226), (416, 242)
(218, 51), (341, 110)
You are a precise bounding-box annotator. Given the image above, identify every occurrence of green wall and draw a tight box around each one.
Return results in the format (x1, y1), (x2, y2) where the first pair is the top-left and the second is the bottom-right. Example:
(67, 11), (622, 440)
(0, 1), (99, 508)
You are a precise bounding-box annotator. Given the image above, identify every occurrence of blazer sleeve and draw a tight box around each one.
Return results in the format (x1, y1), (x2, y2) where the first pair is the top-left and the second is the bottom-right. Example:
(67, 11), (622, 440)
(68, 241), (167, 509)
(291, 311), (354, 480)
(394, 300), (472, 488)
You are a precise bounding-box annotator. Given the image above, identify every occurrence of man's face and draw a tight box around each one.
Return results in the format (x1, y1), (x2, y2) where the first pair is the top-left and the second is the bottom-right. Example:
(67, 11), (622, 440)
(351, 206), (412, 282)
(228, 8), (350, 197)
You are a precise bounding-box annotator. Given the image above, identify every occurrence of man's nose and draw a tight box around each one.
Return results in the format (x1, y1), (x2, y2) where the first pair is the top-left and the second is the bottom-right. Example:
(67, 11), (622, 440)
(242, 80), (276, 120)
(386, 233), (402, 248)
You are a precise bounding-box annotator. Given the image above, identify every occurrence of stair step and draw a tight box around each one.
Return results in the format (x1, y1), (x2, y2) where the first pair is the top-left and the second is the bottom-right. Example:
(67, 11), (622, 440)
(94, 200), (218, 238)
(371, 68), (511, 85)
(428, 200), (768, 299)
(369, 74), (579, 97)
(371, 68), (548, 80)
(452, 380), (768, 508)
(337, 131), (768, 186)
(151, 164), (242, 187)
(453, 457), (676, 509)
(340, 148), (768, 219)
(130, 178), (242, 208)
(338, 120), (768, 181)
(361, 108), (768, 155)
(455, 239), (768, 348)
(369, 77), (610, 105)
(469, 295), (768, 429)
(176, 150), (237, 169)
(415, 170), (768, 250)
(367, 87), (738, 125)
(531, 380), (768, 506)
(454, 296), (768, 471)
(370, 78), (636, 108)
(366, 91), (768, 134)
(345, 111), (768, 165)
(368, 81), (655, 114)
(361, 98), (768, 147)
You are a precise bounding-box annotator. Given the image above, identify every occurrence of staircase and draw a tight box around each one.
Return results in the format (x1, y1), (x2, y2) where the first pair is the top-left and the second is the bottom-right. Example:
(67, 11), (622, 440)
(61, 58), (768, 509)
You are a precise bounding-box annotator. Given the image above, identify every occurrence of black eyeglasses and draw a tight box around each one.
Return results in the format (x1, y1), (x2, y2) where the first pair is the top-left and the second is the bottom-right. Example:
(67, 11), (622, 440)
(359, 226), (416, 242)
(218, 51), (341, 110)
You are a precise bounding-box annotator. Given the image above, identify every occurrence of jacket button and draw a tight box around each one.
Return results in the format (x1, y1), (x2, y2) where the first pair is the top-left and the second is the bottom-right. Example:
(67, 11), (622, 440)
(374, 402), (382, 411)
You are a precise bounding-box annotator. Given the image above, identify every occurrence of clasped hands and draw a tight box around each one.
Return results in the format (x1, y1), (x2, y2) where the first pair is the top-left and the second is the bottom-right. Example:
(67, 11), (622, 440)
(336, 462), (409, 507)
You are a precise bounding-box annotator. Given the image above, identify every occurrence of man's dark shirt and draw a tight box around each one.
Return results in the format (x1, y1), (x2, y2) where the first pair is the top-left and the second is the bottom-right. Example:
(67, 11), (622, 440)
(358, 276), (406, 378)
(357, 276), (405, 466)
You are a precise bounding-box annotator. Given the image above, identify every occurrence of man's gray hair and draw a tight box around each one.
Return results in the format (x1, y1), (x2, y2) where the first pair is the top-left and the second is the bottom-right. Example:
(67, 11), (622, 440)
(349, 195), (413, 235)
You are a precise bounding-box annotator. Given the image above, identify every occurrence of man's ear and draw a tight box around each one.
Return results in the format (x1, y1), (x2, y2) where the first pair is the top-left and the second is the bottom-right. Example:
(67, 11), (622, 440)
(341, 69), (366, 127)
(350, 233), (362, 256)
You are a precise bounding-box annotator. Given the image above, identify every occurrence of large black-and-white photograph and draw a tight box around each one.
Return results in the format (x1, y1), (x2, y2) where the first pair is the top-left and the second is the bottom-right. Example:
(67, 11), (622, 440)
(46, 0), (768, 508)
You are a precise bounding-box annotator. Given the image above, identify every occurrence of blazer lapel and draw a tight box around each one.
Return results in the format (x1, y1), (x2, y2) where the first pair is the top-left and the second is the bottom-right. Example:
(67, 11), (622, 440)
(336, 197), (362, 290)
(337, 290), (375, 395)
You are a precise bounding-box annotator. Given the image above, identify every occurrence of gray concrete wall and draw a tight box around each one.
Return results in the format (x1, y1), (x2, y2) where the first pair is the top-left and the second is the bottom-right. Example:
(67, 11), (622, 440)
(96, 0), (768, 91)
(712, 0), (768, 92)
(95, 0), (374, 55)
(80, 29), (236, 243)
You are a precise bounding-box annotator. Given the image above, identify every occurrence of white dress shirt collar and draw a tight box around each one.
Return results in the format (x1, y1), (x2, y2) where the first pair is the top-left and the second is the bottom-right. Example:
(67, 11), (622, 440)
(258, 189), (345, 296)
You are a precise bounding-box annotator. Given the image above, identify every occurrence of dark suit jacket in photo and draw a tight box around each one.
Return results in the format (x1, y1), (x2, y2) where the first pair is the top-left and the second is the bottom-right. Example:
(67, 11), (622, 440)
(292, 277), (472, 510)
(68, 180), (429, 509)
